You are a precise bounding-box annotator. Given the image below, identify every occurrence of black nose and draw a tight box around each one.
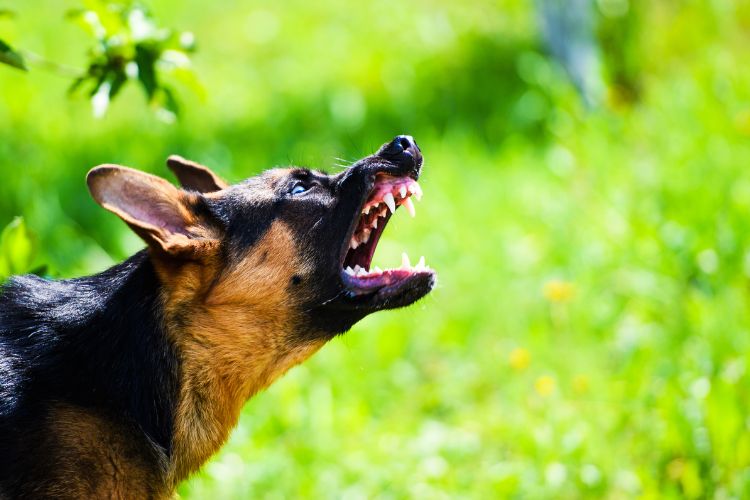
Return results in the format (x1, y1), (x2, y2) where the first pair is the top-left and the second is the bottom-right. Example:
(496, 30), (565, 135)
(377, 135), (423, 169)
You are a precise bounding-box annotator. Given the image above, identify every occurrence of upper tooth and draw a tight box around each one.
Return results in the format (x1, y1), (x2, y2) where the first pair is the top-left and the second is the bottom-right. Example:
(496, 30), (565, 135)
(383, 192), (396, 214)
(361, 229), (371, 243)
(416, 256), (425, 269)
(403, 197), (416, 217)
(350, 237), (360, 249)
(401, 252), (411, 269)
(414, 183), (423, 201)
(399, 186), (407, 198)
(364, 206), (371, 215)
(371, 218), (378, 229)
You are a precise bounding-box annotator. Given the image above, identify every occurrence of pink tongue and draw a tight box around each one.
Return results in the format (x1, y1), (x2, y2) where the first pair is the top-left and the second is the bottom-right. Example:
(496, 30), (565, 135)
(348, 268), (414, 288)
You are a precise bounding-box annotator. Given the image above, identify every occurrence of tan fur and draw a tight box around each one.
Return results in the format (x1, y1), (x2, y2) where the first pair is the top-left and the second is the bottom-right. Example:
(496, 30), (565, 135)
(155, 221), (325, 484)
(32, 405), (170, 499)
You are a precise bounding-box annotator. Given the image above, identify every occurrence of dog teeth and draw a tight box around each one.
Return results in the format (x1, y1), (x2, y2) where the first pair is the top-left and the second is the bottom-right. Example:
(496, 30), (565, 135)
(374, 266), (382, 273)
(416, 256), (426, 270)
(364, 206), (371, 215)
(399, 186), (407, 198)
(344, 266), (355, 276)
(413, 182), (423, 201)
(383, 192), (396, 214)
(350, 237), (360, 249)
(361, 229), (371, 243)
(371, 218), (378, 229)
(403, 197), (416, 217)
(356, 267), (367, 277)
(401, 252), (411, 269)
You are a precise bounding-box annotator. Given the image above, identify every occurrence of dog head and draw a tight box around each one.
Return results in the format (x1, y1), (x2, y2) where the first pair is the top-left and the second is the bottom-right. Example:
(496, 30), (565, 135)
(87, 135), (436, 477)
(87, 135), (436, 341)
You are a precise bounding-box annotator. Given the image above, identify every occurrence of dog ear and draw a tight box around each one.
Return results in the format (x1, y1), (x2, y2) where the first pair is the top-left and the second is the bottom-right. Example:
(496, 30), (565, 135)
(87, 165), (219, 256)
(166, 155), (228, 193)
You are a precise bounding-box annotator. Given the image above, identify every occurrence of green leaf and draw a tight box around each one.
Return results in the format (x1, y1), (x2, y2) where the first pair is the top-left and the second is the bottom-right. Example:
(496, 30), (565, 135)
(0, 39), (27, 71)
(135, 44), (158, 98)
(0, 9), (16, 18)
(0, 217), (35, 279)
(153, 86), (178, 123)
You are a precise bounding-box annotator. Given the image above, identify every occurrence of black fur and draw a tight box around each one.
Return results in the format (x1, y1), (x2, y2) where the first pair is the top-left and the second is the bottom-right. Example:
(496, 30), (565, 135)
(0, 251), (178, 488)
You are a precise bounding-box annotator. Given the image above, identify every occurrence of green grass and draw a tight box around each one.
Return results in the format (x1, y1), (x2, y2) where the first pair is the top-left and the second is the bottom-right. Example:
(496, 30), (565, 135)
(2, 0), (750, 497)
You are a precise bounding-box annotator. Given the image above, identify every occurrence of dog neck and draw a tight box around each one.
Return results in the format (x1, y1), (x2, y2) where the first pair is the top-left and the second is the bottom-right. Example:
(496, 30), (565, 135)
(152, 225), (327, 484)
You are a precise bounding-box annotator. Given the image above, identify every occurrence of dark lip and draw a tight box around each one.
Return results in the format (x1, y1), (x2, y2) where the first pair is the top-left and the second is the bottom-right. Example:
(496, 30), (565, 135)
(340, 270), (436, 310)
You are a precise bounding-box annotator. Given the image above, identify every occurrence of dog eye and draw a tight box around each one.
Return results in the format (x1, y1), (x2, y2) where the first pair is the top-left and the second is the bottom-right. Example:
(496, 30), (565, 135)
(290, 183), (309, 196)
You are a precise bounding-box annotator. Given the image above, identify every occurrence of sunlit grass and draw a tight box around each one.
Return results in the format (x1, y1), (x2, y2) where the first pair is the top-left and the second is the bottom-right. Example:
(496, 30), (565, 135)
(2, 0), (750, 497)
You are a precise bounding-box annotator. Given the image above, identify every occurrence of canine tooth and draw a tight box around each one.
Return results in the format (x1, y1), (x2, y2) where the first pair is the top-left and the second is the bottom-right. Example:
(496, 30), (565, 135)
(344, 266), (355, 276)
(401, 252), (411, 269)
(374, 266), (383, 273)
(399, 186), (407, 198)
(383, 192), (396, 214)
(416, 256), (425, 269)
(403, 197), (416, 217)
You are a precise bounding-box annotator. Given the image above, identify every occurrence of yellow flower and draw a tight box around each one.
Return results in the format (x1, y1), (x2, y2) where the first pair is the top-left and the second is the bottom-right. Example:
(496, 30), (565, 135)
(734, 109), (750, 137)
(509, 347), (531, 371)
(667, 458), (684, 481)
(572, 375), (589, 394)
(543, 279), (575, 303)
(535, 375), (556, 397)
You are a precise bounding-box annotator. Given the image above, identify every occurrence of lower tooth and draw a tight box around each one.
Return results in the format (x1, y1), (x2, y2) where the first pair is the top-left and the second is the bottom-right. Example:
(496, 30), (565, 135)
(403, 197), (416, 217)
(401, 252), (411, 269)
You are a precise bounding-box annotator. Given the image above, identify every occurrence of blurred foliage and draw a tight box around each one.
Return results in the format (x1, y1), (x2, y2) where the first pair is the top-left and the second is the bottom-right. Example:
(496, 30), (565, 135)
(2, 0), (750, 497)
(0, 38), (26, 71)
(0, 217), (37, 279)
(0, 0), (199, 119)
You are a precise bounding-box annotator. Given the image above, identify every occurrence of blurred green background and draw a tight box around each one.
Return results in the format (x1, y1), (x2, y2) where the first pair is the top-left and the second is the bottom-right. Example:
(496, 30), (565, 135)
(2, 0), (750, 497)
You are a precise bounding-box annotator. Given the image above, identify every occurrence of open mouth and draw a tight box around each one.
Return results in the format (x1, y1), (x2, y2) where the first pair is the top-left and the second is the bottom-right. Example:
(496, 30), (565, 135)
(340, 173), (433, 295)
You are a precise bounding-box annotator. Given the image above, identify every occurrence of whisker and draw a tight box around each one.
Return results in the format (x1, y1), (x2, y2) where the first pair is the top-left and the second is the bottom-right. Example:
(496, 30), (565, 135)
(303, 289), (346, 312)
(308, 214), (326, 232)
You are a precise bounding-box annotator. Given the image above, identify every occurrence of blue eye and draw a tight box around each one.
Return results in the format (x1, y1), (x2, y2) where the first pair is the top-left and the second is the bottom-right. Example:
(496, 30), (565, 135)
(290, 183), (309, 196)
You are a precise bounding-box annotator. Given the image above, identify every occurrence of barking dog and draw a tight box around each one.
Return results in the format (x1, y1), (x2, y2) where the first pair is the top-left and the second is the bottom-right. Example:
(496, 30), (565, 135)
(0, 136), (435, 498)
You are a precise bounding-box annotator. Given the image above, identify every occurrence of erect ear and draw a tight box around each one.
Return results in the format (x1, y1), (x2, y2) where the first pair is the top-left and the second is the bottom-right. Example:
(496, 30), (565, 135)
(166, 155), (228, 193)
(87, 165), (220, 256)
